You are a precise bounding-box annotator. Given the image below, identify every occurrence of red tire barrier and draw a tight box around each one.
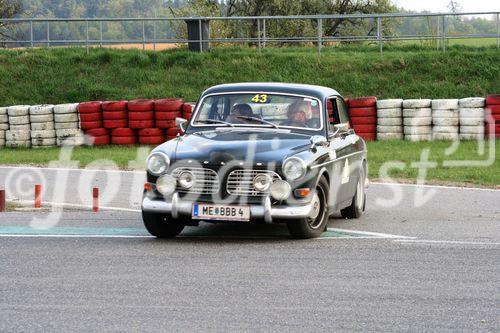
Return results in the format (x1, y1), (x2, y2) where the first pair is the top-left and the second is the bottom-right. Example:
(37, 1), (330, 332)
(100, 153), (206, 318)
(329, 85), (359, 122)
(111, 128), (136, 137)
(129, 120), (155, 129)
(486, 105), (500, 115)
(78, 101), (102, 114)
(103, 110), (128, 120)
(85, 128), (108, 137)
(353, 124), (376, 133)
(89, 135), (111, 146)
(485, 124), (500, 135)
(182, 103), (193, 113)
(349, 107), (377, 117)
(357, 133), (377, 141)
(350, 116), (377, 125)
(138, 128), (164, 137)
(128, 99), (154, 112)
(80, 121), (103, 130)
(155, 111), (182, 120)
(139, 136), (165, 145)
(102, 100), (128, 111)
(485, 94), (500, 105)
(112, 136), (137, 145)
(156, 120), (177, 129)
(184, 112), (193, 120)
(348, 97), (377, 108)
(155, 98), (184, 112)
(79, 112), (102, 122)
(128, 111), (154, 121)
(166, 128), (183, 139)
(104, 119), (128, 129)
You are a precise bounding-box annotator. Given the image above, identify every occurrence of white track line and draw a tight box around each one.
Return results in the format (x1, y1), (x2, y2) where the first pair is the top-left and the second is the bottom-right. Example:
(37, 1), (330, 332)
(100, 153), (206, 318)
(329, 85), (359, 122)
(6, 199), (141, 213)
(0, 165), (142, 174)
(394, 239), (500, 246)
(0, 234), (152, 239)
(370, 181), (499, 192)
(327, 228), (415, 239)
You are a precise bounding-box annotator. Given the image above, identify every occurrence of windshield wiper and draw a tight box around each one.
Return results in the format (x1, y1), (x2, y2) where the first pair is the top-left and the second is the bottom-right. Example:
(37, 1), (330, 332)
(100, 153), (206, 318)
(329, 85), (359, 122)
(235, 116), (280, 129)
(197, 119), (234, 127)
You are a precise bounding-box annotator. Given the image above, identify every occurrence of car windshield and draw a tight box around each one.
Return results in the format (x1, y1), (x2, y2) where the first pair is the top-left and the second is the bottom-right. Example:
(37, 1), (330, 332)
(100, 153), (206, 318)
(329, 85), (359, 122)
(192, 93), (322, 130)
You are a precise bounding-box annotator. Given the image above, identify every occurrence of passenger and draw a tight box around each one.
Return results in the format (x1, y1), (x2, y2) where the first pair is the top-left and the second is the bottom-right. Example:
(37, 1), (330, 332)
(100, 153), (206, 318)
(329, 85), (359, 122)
(226, 104), (253, 124)
(281, 101), (312, 127)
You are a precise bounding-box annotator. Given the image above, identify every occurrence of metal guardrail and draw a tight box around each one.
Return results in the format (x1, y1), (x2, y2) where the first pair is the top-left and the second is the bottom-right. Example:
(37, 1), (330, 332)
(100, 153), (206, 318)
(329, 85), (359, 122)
(1, 11), (499, 54)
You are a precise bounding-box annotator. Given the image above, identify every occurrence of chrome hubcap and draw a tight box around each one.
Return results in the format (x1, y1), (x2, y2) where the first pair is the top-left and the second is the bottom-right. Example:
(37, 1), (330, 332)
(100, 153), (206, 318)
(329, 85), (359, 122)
(309, 193), (321, 220)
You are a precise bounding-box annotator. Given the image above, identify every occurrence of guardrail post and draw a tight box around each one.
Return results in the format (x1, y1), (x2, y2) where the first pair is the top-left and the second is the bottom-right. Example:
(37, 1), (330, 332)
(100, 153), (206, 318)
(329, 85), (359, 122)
(442, 15), (446, 52)
(0, 189), (5, 212)
(142, 20), (146, 50)
(317, 18), (322, 55)
(30, 20), (34, 48)
(46, 21), (50, 47)
(263, 19), (266, 48)
(99, 21), (103, 47)
(86, 19), (89, 53)
(257, 19), (261, 53)
(198, 18), (203, 52)
(377, 16), (383, 55)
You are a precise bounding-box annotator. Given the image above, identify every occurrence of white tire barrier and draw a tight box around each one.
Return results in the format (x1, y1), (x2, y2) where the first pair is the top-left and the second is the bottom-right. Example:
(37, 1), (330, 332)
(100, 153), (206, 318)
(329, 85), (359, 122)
(53, 103), (78, 114)
(402, 108), (432, 118)
(460, 126), (485, 135)
(6, 130), (31, 141)
(31, 122), (55, 131)
(31, 137), (57, 147)
(377, 108), (402, 118)
(405, 134), (432, 141)
(431, 99), (459, 110)
(402, 99), (431, 108)
(55, 113), (78, 123)
(459, 118), (483, 126)
(433, 132), (459, 140)
(0, 107), (7, 115)
(376, 99), (403, 109)
(0, 130), (5, 139)
(31, 130), (56, 139)
(459, 133), (484, 140)
(55, 122), (79, 130)
(433, 126), (459, 134)
(404, 126), (432, 135)
(9, 115), (30, 125)
(0, 139), (4, 147)
(377, 117), (402, 126)
(432, 110), (459, 118)
(377, 125), (402, 133)
(6, 140), (31, 148)
(7, 105), (30, 117)
(403, 117), (432, 126)
(0, 108), (8, 137)
(432, 117), (459, 126)
(0, 114), (7, 123)
(30, 114), (54, 123)
(377, 133), (404, 140)
(459, 97), (485, 108)
(9, 124), (30, 131)
(29, 105), (54, 116)
(459, 108), (484, 119)
(56, 129), (85, 147)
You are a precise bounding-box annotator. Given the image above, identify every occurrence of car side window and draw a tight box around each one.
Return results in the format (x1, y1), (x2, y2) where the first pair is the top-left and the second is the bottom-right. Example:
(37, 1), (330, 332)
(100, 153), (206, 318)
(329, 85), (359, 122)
(335, 98), (350, 125)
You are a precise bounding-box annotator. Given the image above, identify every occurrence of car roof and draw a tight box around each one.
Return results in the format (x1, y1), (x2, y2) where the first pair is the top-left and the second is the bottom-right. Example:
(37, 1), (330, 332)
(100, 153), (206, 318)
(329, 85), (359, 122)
(202, 82), (340, 100)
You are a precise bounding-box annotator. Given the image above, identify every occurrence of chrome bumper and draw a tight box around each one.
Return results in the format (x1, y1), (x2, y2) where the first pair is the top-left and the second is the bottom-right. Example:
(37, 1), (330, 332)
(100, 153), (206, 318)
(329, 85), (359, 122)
(141, 193), (313, 224)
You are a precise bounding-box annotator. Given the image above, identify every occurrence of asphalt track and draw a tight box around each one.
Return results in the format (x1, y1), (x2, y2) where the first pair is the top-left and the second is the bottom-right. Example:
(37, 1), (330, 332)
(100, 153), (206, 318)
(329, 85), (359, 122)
(0, 167), (499, 332)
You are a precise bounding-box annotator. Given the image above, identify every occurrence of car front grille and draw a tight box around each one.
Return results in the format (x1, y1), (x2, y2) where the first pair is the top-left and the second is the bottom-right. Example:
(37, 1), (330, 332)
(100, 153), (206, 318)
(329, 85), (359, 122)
(226, 169), (281, 196)
(170, 167), (219, 195)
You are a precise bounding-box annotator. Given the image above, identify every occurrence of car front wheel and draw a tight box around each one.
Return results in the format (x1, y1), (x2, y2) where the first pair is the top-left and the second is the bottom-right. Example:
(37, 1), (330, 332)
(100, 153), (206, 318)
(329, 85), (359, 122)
(286, 176), (329, 239)
(142, 211), (185, 238)
(340, 165), (366, 219)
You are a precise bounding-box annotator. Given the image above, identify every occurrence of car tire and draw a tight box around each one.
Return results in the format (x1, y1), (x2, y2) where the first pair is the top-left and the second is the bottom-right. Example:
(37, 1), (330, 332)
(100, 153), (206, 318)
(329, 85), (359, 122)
(286, 176), (329, 239)
(142, 211), (185, 238)
(341, 165), (366, 219)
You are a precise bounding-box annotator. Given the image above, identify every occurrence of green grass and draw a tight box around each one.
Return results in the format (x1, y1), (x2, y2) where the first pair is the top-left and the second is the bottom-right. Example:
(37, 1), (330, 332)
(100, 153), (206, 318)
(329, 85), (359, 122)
(0, 46), (499, 105)
(1, 140), (498, 186)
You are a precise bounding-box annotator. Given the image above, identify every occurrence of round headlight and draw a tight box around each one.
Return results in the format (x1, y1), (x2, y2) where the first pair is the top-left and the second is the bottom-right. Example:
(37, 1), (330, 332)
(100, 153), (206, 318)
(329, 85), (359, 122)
(270, 180), (291, 201)
(253, 173), (272, 192)
(147, 153), (170, 176)
(156, 174), (177, 196)
(178, 171), (195, 189)
(283, 157), (307, 181)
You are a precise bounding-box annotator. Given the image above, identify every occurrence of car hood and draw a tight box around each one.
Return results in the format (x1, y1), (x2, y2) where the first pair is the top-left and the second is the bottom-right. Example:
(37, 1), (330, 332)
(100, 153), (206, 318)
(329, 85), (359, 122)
(165, 129), (313, 165)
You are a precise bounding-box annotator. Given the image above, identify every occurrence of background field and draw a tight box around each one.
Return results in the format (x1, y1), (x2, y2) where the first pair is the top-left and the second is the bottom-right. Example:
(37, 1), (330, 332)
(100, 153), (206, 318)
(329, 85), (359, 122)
(0, 46), (499, 105)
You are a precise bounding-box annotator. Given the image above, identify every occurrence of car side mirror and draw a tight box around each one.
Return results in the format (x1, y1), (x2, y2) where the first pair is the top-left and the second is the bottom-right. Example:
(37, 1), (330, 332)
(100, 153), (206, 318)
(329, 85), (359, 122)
(176, 117), (188, 132)
(310, 135), (328, 150)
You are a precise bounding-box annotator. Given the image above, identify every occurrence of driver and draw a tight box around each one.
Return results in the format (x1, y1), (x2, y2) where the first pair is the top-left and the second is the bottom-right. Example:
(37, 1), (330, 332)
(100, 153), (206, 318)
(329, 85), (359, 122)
(226, 104), (253, 124)
(281, 101), (312, 127)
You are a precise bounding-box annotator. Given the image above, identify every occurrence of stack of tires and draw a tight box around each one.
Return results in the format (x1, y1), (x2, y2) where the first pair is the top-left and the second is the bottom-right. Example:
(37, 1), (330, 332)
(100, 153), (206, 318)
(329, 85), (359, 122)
(138, 128), (166, 145)
(348, 97), (377, 141)
(0, 107), (8, 147)
(155, 99), (183, 129)
(103, 101), (128, 130)
(54, 103), (84, 146)
(485, 94), (500, 138)
(402, 99), (432, 141)
(458, 98), (485, 140)
(129, 99), (155, 130)
(30, 105), (56, 148)
(6, 105), (31, 148)
(431, 99), (459, 140)
(78, 101), (110, 146)
(111, 128), (137, 145)
(376, 99), (403, 140)
(182, 103), (195, 120)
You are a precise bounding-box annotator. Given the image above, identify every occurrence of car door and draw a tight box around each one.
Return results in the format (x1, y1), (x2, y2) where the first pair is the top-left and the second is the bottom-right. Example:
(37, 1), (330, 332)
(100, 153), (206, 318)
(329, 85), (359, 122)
(325, 97), (360, 206)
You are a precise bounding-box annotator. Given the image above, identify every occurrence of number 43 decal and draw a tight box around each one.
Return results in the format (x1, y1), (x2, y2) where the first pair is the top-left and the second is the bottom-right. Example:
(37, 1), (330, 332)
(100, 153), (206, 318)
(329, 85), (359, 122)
(251, 94), (268, 103)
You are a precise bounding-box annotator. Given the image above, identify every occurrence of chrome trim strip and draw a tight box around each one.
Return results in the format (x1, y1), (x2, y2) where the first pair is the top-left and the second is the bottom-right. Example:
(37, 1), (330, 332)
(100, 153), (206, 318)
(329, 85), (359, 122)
(310, 151), (365, 169)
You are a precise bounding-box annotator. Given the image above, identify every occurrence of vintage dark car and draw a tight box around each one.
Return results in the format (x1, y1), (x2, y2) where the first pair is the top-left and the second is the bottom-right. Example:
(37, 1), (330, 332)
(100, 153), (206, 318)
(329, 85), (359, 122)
(142, 83), (367, 239)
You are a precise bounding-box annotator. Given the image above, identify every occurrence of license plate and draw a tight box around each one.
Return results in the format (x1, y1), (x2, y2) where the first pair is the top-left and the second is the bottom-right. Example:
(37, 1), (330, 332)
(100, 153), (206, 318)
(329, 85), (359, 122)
(192, 203), (250, 222)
